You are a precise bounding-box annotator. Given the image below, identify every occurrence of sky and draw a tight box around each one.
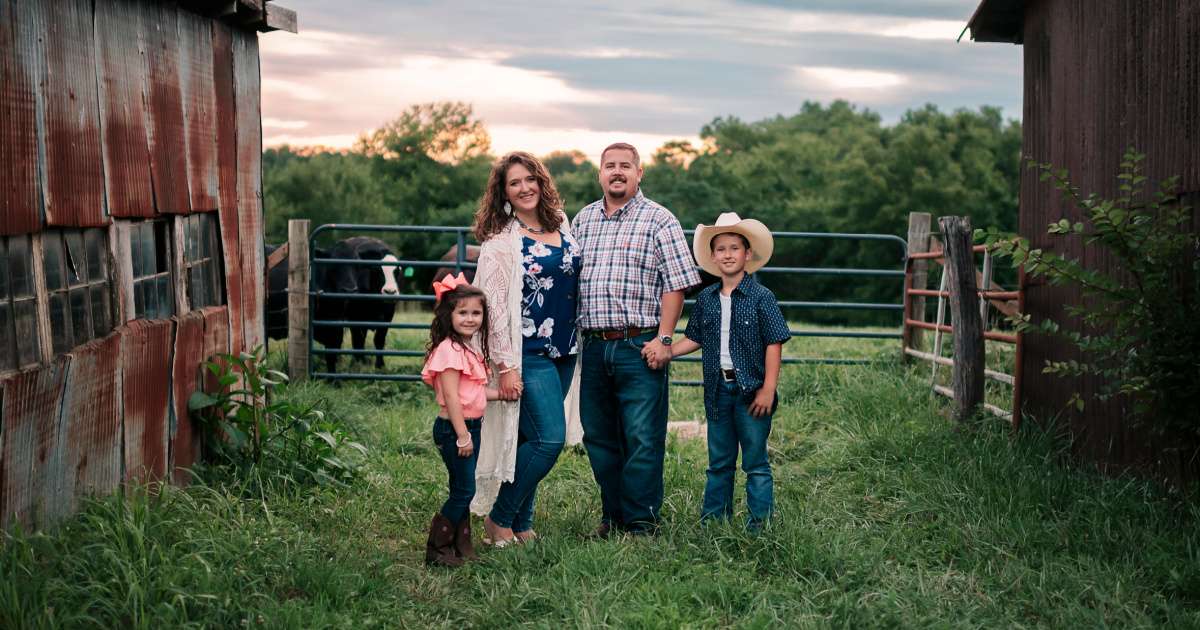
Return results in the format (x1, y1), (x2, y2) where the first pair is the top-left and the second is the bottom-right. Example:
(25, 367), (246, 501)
(258, 0), (1022, 164)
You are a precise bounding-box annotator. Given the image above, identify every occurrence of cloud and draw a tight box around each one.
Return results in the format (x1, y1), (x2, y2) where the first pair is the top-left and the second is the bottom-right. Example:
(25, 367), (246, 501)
(797, 67), (907, 91)
(258, 0), (1022, 153)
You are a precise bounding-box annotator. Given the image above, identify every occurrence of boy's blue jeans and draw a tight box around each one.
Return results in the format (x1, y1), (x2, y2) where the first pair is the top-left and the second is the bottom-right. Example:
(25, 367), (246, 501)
(489, 352), (576, 532)
(432, 417), (482, 524)
(702, 379), (774, 528)
(579, 330), (670, 533)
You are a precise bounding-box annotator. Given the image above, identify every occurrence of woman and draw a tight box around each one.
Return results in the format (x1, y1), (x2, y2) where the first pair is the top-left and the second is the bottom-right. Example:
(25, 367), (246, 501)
(470, 151), (583, 547)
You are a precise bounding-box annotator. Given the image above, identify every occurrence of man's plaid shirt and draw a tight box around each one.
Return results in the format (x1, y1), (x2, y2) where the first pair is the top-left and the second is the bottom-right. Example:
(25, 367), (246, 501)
(574, 190), (700, 330)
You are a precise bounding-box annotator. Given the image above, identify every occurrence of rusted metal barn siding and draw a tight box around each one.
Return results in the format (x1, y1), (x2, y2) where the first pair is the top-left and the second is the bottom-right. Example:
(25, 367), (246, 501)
(170, 306), (230, 485)
(180, 11), (219, 214)
(1018, 0), (1200, 480)
(43, 334), (123, 527)
(0, 0), (45, 235)
(96, 0), (155, 219)
(234, 29), (265, 351)
(142, 1), (191, 216)
(1, 361), (67, 532)
(212, 22), (246, 353)
(120, 318), (174, 486)
(42, 0), (107, 228)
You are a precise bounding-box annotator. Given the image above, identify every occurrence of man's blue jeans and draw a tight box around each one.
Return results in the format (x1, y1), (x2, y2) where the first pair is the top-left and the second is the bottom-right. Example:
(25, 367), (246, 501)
(489, 352), (576, 533)
(579, 330), (669, 533)
(432, 416), (482, 524)
(702, 379), (774, 528)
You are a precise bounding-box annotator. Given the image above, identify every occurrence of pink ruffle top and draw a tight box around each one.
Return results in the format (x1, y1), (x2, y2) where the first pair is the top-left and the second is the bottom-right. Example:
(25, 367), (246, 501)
(421, 338), (490, 418)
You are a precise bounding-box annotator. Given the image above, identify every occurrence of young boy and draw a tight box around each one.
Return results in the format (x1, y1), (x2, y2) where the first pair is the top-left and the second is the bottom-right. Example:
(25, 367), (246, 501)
(670, 212), (791, 529)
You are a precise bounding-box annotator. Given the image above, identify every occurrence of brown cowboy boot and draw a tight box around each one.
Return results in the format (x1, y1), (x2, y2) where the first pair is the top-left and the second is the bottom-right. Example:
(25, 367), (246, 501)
(424, 513), (465, 567)
(453, 517), (480, 562)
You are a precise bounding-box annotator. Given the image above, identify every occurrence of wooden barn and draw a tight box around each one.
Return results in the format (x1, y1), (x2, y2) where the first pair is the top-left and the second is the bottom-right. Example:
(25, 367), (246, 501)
(0, 0), (295, 532)
(968, 0), (1200, 481)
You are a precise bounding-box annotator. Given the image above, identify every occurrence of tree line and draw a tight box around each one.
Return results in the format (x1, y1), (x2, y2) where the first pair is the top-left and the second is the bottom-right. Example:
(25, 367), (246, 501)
(263, 100), (1021, 324)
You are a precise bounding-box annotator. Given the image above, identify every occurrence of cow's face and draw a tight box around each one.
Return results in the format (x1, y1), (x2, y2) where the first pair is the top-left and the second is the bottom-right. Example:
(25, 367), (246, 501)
(313, 244), (360, 295)
(380, 254), (400, 296)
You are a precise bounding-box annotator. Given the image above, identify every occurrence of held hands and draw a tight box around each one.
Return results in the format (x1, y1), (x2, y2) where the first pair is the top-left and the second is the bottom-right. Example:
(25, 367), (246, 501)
(749, 387), (775, 419)
(498, 369), (523, 401)
(641, 338), (673, 371)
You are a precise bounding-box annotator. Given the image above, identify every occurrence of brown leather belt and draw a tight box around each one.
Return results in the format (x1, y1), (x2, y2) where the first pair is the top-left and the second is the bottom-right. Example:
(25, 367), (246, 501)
(587, 327), (656, 341)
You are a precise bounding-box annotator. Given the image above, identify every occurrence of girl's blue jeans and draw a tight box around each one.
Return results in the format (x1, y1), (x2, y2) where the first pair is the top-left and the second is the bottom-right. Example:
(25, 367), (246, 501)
(433, 416), (482, 524)
(488, 352), (576, 533)
(702, 379), (774, 529)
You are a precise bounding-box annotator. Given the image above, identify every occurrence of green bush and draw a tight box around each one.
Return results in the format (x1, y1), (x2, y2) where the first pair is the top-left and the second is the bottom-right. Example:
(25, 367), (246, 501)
(188, 347), (368, 488)
(977, 148), (1199, 442)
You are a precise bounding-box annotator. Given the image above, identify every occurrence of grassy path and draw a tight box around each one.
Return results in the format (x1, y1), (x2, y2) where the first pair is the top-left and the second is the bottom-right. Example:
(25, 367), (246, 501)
(3, 345), (1198, 628)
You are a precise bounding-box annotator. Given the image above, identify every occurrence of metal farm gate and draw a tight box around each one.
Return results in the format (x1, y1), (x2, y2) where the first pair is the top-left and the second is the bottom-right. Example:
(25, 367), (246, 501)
(291, 223), (909, 385)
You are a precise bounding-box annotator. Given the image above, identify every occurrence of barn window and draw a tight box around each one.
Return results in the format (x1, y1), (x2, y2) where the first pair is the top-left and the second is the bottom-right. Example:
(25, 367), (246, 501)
(130, 220), (174, 320)
(43, 228), (114, 354)
(182, 212), (224, 311)
(0, 234), (42, 371)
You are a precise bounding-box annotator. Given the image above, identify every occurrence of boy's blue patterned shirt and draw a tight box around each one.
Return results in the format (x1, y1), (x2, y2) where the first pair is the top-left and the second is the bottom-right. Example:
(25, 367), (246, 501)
(684, 275), (791, 412)
(574, 189), (699, 330)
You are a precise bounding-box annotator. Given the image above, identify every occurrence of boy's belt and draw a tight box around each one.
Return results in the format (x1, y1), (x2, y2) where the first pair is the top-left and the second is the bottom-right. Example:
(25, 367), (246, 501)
(587, 327), (656, 341)
(721, 368), (737, 382)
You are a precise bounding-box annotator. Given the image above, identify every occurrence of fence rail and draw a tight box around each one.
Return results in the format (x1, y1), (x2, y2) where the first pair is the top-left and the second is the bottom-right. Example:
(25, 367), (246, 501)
(285, 222), (912, 384)
(900, 213), (1026, 431)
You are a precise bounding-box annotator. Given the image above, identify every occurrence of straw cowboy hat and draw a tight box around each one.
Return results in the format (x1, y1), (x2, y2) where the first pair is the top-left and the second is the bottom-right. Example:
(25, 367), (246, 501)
(692, 212), (774, 276)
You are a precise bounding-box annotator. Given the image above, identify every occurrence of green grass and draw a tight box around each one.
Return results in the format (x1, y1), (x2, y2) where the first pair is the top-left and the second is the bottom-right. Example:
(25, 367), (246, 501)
(3, 325), (1199, 629)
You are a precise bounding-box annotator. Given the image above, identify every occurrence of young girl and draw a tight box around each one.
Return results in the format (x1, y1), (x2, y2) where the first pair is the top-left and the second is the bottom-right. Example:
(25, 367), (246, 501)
(421, 273), (500, 567)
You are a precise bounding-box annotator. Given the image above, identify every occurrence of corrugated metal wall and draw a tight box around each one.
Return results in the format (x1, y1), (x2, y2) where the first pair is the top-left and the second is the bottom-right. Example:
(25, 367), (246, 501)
(0, 0), (269, 530)
(0, 308), (231, 532)
(1019, 0), (1200, 481)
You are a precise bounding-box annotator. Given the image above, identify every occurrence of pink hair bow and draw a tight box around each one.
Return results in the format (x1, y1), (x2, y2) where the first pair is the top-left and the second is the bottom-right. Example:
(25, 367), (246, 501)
(432, 272), (469, 300)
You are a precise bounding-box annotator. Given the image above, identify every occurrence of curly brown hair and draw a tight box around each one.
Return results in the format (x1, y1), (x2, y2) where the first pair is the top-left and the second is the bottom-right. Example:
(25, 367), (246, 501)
(473, 151), (564, 243)
(425, 284), (492, 369)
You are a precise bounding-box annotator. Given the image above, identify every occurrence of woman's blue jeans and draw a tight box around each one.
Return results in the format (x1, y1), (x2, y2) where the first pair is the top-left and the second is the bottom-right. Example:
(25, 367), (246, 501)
(702, 379), (774, 529)
(488, 352), (576, 532)
(433, 417), (482, 524)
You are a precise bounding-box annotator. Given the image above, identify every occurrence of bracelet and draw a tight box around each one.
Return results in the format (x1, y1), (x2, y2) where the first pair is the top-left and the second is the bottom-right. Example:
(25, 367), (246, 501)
(498, 367), (514, 374)
(455, 436), (471, 448)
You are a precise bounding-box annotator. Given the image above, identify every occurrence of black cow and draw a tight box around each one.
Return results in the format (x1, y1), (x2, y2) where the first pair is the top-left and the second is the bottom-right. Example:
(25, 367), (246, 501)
(265, 240), (360, 374)
(340, 236), (401, 369)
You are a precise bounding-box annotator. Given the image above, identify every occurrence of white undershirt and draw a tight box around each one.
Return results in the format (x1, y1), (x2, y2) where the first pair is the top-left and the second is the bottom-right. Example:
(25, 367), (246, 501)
(719, 293), (733, 369)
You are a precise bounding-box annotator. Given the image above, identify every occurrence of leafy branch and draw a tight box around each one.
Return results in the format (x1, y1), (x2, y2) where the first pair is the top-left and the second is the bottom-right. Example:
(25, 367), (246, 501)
(976, 148), (1199, 438)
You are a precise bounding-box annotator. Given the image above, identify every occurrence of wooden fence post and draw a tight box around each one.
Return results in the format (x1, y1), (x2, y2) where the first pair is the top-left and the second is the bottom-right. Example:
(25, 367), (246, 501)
(287, 220), (310, 382)
(906, 212), (931, 353)
(938, 216), (985, 421)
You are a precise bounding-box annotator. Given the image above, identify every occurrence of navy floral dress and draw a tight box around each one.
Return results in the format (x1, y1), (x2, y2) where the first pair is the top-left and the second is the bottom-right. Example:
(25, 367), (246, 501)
(520, 233), (582, 357)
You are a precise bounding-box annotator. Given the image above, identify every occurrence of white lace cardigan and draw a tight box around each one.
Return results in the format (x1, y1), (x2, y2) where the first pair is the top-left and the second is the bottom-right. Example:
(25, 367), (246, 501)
(470, 215), (583, 516)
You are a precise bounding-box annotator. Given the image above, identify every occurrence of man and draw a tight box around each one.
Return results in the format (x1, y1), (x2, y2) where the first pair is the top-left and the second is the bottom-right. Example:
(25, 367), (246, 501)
(573, 142), (700, 537)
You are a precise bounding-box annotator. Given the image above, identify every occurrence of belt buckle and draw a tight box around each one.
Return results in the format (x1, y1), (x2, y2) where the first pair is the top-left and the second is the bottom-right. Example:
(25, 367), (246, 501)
(721, 368), (736, 382)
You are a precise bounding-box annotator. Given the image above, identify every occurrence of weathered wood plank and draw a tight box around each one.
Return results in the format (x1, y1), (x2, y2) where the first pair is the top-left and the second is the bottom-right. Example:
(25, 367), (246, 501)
(263, 4), (297, 34)
(906, 212), (931, 352)
(287, 220), (309, 381)
(211, 21), (245, 354)
(233, 28), (264, 351)
(939, 216), (985, 421)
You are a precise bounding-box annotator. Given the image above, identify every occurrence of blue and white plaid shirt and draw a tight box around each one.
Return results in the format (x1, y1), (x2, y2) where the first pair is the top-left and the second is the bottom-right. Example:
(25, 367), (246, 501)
(574, 190), (700, 330)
